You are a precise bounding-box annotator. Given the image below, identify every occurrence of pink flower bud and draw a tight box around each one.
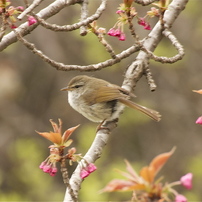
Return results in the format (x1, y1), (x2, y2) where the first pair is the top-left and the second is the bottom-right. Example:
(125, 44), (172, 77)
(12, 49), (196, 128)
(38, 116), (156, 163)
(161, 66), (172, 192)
(39, 162), (46, 169)
(28, 16), (37, 26)
(138, 18), (146, 26)
(108, 27), (126, 41)
(17, 6), (24, 11)
(175, 194), (187, 202)
(10, 24), (17, 29)
(87, 163), (97, 173)
(180, 173), (193, 189)
(114, 29), (121, 37)
(144, 23), (151, 30)
(108, 28), (116, 36)
(50, 167), (58, 176)
(43, 165), (51, 173)
(80, 169), (90, 179)
(119, 33), (126, 41)
(196, 116), (202, 125)
(116, 10), (123, 14)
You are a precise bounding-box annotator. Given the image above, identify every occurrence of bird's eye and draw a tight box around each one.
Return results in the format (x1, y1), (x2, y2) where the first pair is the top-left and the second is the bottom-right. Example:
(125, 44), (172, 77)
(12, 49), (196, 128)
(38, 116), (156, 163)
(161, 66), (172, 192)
(74, 84), (83, 89)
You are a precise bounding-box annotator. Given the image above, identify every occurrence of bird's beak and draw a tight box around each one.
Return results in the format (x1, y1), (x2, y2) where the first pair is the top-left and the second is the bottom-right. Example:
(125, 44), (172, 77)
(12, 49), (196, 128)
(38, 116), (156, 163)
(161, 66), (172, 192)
(60, 86), (71, 91)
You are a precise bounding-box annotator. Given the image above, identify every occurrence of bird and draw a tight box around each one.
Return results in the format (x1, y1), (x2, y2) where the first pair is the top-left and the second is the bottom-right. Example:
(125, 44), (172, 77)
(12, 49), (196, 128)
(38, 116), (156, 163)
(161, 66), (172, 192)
(61, 75), (161, 123)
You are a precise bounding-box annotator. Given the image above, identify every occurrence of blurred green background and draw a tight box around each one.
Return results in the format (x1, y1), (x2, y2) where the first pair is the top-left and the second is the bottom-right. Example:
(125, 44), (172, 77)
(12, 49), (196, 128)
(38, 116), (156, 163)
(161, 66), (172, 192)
(0, 0), (201, 201)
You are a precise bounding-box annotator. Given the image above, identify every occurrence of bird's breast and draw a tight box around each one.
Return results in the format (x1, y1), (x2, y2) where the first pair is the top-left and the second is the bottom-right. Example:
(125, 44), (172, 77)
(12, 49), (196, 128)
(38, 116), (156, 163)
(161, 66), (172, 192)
(67, 91), (125, 122)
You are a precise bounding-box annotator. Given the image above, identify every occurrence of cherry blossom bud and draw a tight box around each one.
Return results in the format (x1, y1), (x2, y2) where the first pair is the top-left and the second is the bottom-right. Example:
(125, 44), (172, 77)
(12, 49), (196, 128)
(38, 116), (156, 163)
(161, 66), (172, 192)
(116, 10), (123, 14)
(17, 6), (24, 11)
(28, 16), (37, 26)
(108, 28), (116, 36)
(180, 173), (193, 189)
(175, 194), (187, 202)
(80, 169), (90, 179)
(43, 164), (51, 173)
(87, 163), (97, 173)
(50, 167), (58, 176)
(196, 116), (202, 125)
(10, 24), (17, 29)
(39, 162), (46, 169)
(114, 29), (121, 37)
(144, 23), (151, 30)
(138, 18), (146, 26)
(119, 33), (126, 41)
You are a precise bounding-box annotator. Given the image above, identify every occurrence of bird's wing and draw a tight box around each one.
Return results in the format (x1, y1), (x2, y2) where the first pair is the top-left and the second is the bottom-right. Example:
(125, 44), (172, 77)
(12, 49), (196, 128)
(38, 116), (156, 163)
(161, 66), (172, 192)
(83, 84), (129, 105)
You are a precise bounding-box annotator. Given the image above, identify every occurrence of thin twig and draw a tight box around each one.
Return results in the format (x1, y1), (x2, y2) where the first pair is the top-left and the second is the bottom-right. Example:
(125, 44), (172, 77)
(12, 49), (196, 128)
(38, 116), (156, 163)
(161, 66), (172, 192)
(0, 28), (6, 41)
(97, 35), (117, 59)
(88, 22), (117, 59)
(14, 29), (141, 71)
(127, 13), (139, 41)
(23, 0), (29, 8)
(162, 28), (185, 62)
(134, 0), (158, 6)
(60, 158), (78, 202)
(80, 0), (88, 36)
(0, 0), (80, 51)
(18, 0), (44, 20)
(144, 63), (157, 91)
(141, 29), (185, 64)
(122, 0), (188, 92)
(36, 0), (107, 32)
(0, 12), (7, 42)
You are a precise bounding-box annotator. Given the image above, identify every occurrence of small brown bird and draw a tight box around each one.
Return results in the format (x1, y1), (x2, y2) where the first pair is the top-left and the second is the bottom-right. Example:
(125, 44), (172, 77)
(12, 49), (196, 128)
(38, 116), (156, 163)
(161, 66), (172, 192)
(61, 75), (161, 122)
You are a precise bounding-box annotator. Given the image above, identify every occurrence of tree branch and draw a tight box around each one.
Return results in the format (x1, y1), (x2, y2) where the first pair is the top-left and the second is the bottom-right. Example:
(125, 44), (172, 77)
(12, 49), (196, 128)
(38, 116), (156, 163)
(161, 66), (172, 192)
(123, 0), (188, 92)
(134, 0), (158, 6)
(14, 29), (142, 71)
(17, 0), (44, 20)
(0, 0), (81, 51)
(35, 0), (107, 32)
(64, 121), (117, 202)
(79, 0), (89, 36)
(64, 1), (189, 200)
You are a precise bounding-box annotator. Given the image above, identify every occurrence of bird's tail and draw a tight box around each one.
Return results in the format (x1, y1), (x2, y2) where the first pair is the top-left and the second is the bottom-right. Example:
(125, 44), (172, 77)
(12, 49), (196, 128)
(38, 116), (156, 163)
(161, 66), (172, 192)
(119, 98), (161, 122)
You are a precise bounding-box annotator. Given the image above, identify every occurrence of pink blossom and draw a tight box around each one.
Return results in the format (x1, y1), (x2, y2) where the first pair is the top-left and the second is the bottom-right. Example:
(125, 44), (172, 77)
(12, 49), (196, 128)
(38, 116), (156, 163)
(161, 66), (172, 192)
(39, 161), (46, 169)
(114, 29), (121, 37)
(50, 167), (58, 176)
(80, 169), (90, 179)
(43, 165), (51, 173)
(116, 10), (123, 14)
(108, 28), (116, 36)
(196, 116), (202, 125)
(108, 28), (126, 41)
(80, 163), (97, 179)
(10, 24), (17, 29)
(180, 173), (193, 189)
(175, 194), (187, 202)
(49, 172), (56, 177)
(28, 16), (37, 26)
(87, 163), (97, 173)
(138, 18), (146, 26)
(144, 23), (151, 30)
(119, 33), (126, 41)
(17, 6), (24, 11)
(39, 160), (58, 176)
(138, 18), (151, 30)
